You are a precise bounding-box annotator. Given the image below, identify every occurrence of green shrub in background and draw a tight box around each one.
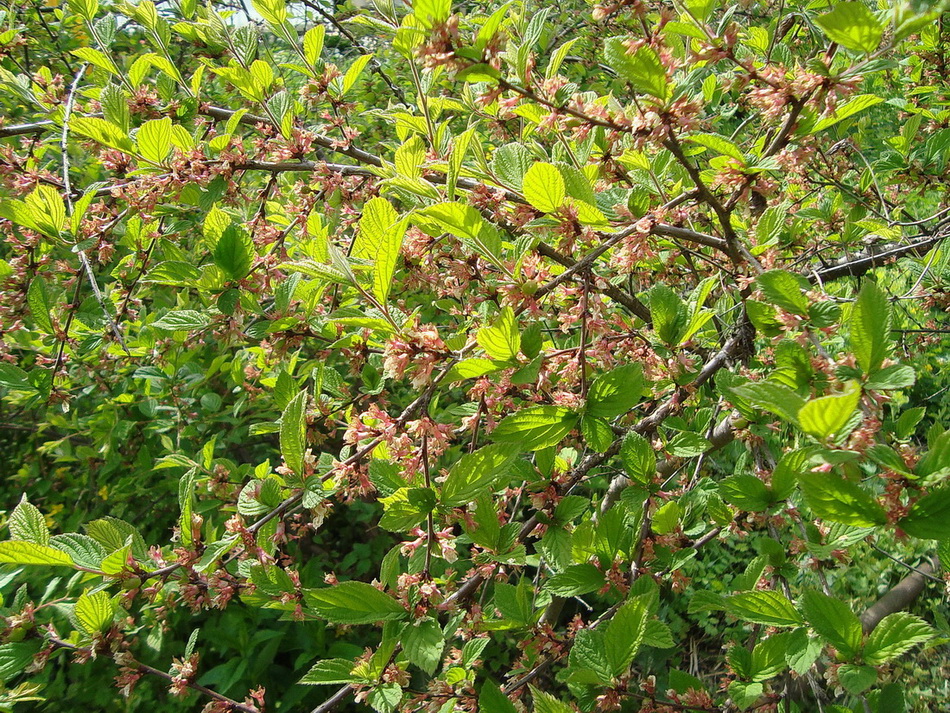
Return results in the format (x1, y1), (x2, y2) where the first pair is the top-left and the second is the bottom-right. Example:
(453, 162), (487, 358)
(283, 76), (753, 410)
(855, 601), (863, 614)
(0, 0), (949, 711)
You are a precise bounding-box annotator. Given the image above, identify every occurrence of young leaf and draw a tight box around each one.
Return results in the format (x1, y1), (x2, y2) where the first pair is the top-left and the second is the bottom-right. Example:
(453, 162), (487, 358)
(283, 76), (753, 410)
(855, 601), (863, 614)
(478, 682), (517, 713)
(756, 270), (809, 316)
(798, 472), (887, 527)
(440, 444), (519, 507)
(213, 225), (255, 280)
(522, 163), (566, 213)
(864, 612), (933, 664)
(603, 39), (670, 100)
(73, 589), (115, 635)
(603, 597), (649, 676)
(724, 590), (802, 627)
(9, 496), (50, 545)
(280, 390), (308, 476)
(305, 581), (407, 624)
(850, 281), (892, 375)
(898, 488), (950, 540)
(815, 2), (884, 54)
(477, 307), (520, 361)
(491, 406), (577, 451)
(402, 618), (444, 675)
(797, 381), (861, 441)
(800, 590), (863, 659)
(586, 364), (643, 419)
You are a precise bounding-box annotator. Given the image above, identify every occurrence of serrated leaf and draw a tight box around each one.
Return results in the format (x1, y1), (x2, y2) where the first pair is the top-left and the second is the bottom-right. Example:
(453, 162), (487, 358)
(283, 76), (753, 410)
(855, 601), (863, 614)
(151, 310), (211, 331)
(402, 618), (443, 675)
(478, 682), (517, 713)
(545, 563), (604, 596)
(280, 390), (308, 476)
(800, 590), (863, 658)
(441, 444), (518, 507)
(603, 38), (670, 100)
(729, 381), (805, 427)
(850, 281), (892, 375)
(798, 381), (861, 440)
(214, 225), (255, 279)
(864, 612), (933, 664)
(0, 541), (75, 566)
(815, 2), (884, 54)
(587, 364), (643, 419)
(620, 431), (657, 487)
(74, 589), (114, 634)
(136, 117), (172, 164)
(522, 163), (565, 213)
(491, 406), (577, 451)
(899, 488), (950, 539)
(798, 471), (887, 527)
(604, 597), (649, 675)
(684, 133), (745, 162)
(9, 496), (49, 545)
(305, 581), (407, 624)
(27, 277), (55, 334)
(477, 307), (520, 361)
(724, 590), (802, 627)
(756, 270), (809, 316)
(299, 659), (355, 685)
(814, 94), (884, 132)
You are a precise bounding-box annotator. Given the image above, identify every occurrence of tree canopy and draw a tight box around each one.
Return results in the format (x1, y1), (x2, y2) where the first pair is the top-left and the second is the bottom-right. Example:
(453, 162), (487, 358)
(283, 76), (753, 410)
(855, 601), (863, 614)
(0, 0), (949, 711)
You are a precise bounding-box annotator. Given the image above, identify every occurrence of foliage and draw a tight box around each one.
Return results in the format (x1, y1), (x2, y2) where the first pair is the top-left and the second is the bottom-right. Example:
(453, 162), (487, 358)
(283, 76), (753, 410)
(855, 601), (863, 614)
(0, 0), (949, 712)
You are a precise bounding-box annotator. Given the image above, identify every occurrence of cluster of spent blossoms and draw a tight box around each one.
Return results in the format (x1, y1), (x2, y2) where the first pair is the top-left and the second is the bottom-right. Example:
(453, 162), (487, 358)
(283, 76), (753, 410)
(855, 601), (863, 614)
(382, 321), (449, 388)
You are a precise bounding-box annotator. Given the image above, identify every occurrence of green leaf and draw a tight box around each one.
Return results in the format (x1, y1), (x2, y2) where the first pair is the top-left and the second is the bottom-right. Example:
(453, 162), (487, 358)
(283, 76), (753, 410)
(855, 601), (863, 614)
(864, 612), (933, 665)
(420, 202), (484, 243)
(684, 133), (745, 162)
(899, 488), (950, 540)
(0, 642), (41, 683)
(50, 534), (106, 569)
(214, 225), (255, 280)
(798, 472), (887, 527)
(280, 390), (308, 477)
(838, 663), (878, 695)
(797, 381), (861, 440)
(73, 589), (115, 634)
(568, 629), (613, 685)
(800, 590), (863, 658)
(491, 406), (577, 451)
(491, 143), (532, 190)
(151, 310), (211, 332)
(545, 563), (605, 596)
(522, 163), (566, 213)
(724, 590), (802, 627)
(815, 2), (884, 54)
(603, 597), (649, 676)
(444, 358), (502, 383)
(581, 416), (613, 452)
(136, 117), (172, 164)
(531, 686), (575, 713)
(756, 270), (809, 316)
(729, 382), (805, 427)
(27, 278), (55, 334)
(719, 475), (772, 512)
(0, 541), (75, 566)
(864, 364), (915, 391)
(0, 364), (35, 393)
(587, 364), (643, 419)
(9, 496), (49, 545)
(178, 468), (197, 547)
(355, 197), (406, 304)
(813, 94), (884, 132)
(402, 618), (444, 675)
(477, 307), (520, 361)
(603, 38), (670, 100)
(649, 284), (687, 345)
(143, 261), (202, 286)
(850, 280), (891, 375)
(440, 444), (519, 507)
(305, 581), (407, 624)
(303, 25), (325, 65)
(478, 682), (517, 713)
(620, 431), (657, 487)
(299, 659), (355, 685)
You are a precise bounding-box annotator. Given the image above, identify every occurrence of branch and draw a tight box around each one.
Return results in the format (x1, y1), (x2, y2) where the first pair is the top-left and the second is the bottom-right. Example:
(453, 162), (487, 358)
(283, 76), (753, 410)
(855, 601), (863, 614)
(809, 232), (947, 283)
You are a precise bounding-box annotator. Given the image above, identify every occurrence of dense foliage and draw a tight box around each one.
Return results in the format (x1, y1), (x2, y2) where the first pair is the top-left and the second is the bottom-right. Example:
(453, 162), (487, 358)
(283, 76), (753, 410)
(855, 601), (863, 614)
(0, 0), (949, 711)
